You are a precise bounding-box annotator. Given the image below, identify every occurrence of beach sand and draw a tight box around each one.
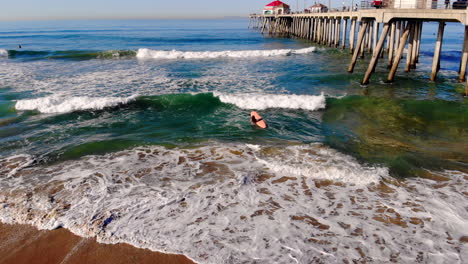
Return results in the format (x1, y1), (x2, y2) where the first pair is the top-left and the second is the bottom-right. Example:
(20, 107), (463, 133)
(0, 223), (195, 264)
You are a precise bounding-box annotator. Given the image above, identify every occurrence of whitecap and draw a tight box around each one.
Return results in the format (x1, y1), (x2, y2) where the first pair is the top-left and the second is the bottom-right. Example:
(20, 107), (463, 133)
(15, 95), (138, 114)
(214, 92), (326, 111)
(136, 47), (316, 60)
(0, 49), (8, 57)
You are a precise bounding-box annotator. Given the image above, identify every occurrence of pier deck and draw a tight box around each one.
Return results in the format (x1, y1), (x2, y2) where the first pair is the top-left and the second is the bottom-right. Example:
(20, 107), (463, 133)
(273, 9), (468, 24)
(249, 9), (468, 95)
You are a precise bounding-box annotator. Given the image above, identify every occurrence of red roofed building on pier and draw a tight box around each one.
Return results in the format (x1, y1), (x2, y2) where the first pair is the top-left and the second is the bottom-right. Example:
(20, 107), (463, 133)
(263, 1), (291, 15)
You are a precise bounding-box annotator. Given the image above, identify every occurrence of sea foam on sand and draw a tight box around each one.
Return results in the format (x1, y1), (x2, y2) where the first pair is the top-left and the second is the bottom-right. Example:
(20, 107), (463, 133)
(0, 143), (466, 264)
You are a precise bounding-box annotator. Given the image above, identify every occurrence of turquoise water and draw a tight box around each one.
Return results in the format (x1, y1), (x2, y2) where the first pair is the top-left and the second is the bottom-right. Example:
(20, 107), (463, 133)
(0, 19), (467, 263)
(0, 20), (466, 176)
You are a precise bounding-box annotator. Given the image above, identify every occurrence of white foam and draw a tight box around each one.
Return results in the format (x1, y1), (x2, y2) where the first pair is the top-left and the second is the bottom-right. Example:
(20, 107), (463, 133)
(0, 60), (280, 99)
(15, 95), (137, 114)
(136, 47), (316, 60)
(1, 144), (467, 264)
(0, 144), (386, 261)
(214, 92), (326, 111)
(0, 49), (8, 57)
(0, 154), (34, 178)
(255, 144), (384, 185)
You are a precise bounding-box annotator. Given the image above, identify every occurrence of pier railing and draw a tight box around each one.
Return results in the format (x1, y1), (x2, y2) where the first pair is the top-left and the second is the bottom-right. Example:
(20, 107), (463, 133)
(251, 0), (463, 16)
(249, 9), (468, 95)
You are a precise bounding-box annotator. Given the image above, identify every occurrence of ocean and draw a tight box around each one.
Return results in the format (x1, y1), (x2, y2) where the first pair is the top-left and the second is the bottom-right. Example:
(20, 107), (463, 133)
(0, 19), (467, 263)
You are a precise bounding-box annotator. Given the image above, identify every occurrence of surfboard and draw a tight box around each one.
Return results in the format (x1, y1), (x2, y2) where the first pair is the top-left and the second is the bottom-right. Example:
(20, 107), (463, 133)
(250, 111), (267, 129)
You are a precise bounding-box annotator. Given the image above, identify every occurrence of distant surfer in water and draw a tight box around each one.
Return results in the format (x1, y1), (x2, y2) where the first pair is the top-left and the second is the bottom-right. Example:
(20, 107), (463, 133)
(18, 44), (22, 49)
(250, 111), (267, 129)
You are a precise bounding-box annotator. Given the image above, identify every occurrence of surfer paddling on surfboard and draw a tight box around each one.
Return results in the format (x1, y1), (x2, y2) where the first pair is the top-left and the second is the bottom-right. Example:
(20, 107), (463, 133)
(250, 111), (267, 129)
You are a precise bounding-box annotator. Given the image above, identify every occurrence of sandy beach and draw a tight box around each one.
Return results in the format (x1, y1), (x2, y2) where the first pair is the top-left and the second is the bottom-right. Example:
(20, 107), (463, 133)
(0, 223), (194, 264)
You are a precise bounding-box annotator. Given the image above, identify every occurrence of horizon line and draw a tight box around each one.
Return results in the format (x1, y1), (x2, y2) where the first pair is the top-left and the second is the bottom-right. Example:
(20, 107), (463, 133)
(0, 15), (250, 22)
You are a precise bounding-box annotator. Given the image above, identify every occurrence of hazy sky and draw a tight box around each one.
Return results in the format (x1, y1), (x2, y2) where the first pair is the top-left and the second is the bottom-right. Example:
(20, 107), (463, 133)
(0, 0), (346, 21)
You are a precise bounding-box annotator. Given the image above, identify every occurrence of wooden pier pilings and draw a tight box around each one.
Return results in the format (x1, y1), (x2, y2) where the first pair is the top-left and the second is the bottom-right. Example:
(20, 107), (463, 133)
(249, 9), (468, 95)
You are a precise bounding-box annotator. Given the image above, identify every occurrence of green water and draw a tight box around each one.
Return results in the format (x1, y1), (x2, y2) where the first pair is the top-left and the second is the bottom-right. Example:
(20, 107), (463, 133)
(323, 96), (468, 177)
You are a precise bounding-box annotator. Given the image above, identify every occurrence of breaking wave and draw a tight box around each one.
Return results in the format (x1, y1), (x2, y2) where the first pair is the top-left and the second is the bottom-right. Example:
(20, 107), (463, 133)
(0, 49), (8, 57)
(215, 92), (326, 111)
(3, 47), (316, 61)
(136, 47), (316, 59)
(15, 95), (138, 114)
(14, 93), (327, 114)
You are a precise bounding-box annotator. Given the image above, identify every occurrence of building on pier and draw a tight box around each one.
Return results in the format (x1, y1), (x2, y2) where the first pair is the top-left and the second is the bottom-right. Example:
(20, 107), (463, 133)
(263, 1), (291, 15)
(390, 0), (438, 8)
(358, 0), (438, 9)
(310, 3), (329, 13)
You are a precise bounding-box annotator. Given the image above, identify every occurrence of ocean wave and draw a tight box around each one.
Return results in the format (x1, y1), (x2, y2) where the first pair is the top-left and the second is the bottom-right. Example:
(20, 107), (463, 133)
(136, 47), (316, 59)
(4, 47), (316, 61)
(214, 92), (326, 111)
(5, 49), (136, 60)
(0, 49), (8, 57)
(15, 95), (138, 114)
(14, 93), (326, 114)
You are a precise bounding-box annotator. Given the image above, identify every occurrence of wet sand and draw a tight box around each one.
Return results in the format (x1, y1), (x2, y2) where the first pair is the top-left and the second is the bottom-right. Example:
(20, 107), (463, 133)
(0, 223), (195, 264)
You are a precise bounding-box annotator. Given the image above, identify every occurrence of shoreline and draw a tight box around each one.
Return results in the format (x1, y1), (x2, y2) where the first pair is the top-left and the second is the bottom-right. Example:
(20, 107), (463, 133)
(0, 222), (195, 264)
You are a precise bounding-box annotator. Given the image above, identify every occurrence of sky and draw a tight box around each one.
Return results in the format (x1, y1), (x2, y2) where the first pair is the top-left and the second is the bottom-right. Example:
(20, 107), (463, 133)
(0, 0), (346, 21)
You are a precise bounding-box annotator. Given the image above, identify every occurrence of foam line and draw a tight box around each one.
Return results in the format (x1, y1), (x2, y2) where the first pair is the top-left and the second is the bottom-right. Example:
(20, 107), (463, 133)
(214, 92), (326, 111)
(136, 47), (316, 59)
(15, 95), (137, 114)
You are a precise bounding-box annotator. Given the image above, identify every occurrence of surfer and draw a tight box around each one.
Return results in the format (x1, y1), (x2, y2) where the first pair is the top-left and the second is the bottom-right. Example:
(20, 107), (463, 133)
(18, 44), (22, 49)
(250, 111), (268, 129)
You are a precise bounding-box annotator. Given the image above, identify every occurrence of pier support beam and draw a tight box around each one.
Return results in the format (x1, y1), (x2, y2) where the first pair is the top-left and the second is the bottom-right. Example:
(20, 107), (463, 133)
(335, 19), (341, 48)
(316, 18), (320, 42)
(362, 23), (390, 85)
(430, 22), (445, 81)
(348, 21), (369, 73)
(350, 19), (356, 54)
(360, 22), (366, 58)
(367, 22), (373, 53)
(317, 18), (320, 42)
(405, 23), (415, 72)
(394, 21), (400, 57)
(321, 18), (325, 44)
(459, 26), (468, 82)
(415, 22), (423, 63)
(342, 19), (348, 49)
(388, 21), (395, 68)
(308, 18), (312, 39)
(410, 22), (419, 69)
(466, 78), (468, 96)
(372, 21), (378, 52)
(260, 18), (265, 33)
(387, 23), (411, 82)
(319, 18), (323, 42)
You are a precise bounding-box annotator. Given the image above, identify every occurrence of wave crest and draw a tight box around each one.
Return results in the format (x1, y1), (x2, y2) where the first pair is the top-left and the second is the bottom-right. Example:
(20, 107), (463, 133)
(0, 49), (8, 57)
(15, 95), (137, 114)
(214, 92), (326, 111)
(136, 47), (316, 59)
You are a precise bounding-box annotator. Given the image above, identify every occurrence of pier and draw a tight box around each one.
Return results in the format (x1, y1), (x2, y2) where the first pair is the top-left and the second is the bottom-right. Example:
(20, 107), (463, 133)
(249, 9), (468, 95)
